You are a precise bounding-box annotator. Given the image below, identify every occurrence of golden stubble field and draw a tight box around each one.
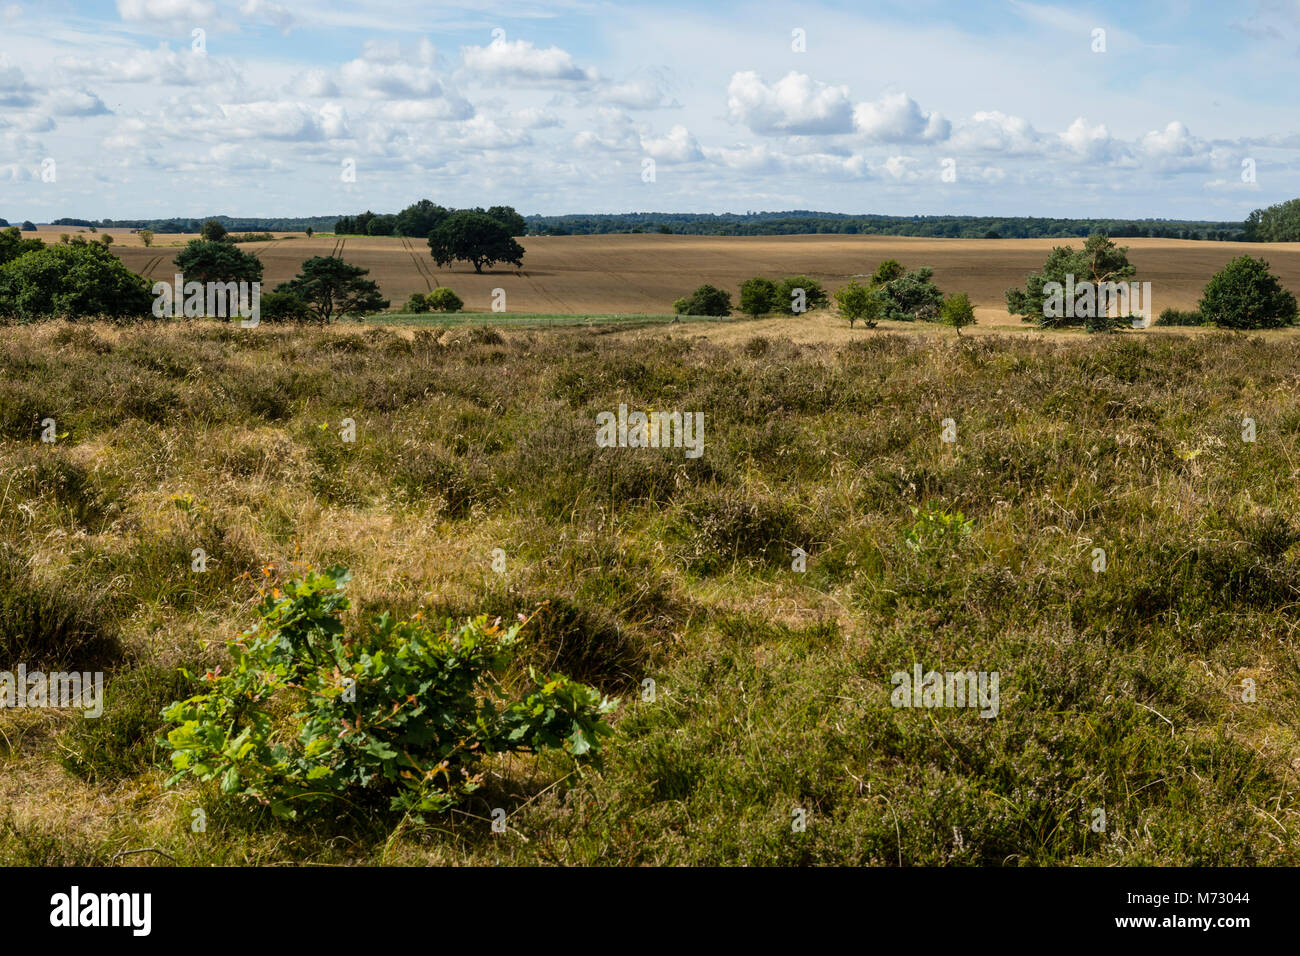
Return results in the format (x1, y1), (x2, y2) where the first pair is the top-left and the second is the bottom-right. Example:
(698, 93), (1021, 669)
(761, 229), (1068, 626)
(64, 227), (1300, 323)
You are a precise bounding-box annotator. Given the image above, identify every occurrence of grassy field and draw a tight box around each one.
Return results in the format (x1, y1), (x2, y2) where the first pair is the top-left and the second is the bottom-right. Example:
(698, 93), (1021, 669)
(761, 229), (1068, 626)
(2, 315), (1299, 865)
(86, 229), (1300, 322)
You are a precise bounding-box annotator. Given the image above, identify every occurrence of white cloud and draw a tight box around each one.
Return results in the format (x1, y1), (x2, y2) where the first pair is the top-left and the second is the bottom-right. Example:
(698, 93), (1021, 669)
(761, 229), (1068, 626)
(57, 44), (237, 86)
(1059, 116), (1127, 162)
(239, 0), (293, 33)
(596, 78), (674, 110)
(116, 0), (216, 27)
(461, 38), (590, 82)
(727, 71), (854, 135)
(950, 111), (1040, 154)
(853, 91), (949, 143)
(47, 88), (111, 116)
(217, 101), (333, 141)
(509, 107), (561, 129)
(0, 57), (36, 107)
(339, 58), (444, 100)
(288, 69), (339, 97)
(451, 115), (532, 150)
(640, 124), (702, 162)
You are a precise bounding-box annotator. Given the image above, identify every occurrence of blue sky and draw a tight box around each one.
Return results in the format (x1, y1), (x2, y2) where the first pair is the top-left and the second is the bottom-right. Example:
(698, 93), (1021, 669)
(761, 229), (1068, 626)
(2, 0), (1299, 221)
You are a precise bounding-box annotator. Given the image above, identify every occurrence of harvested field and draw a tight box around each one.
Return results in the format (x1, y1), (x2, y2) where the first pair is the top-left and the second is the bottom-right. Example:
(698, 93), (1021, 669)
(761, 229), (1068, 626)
(87, 231), (1300, 322)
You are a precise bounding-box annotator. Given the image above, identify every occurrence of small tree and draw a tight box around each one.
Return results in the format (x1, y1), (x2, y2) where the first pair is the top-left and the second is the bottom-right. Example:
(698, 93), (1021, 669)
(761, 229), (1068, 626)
(673, 284), (731, 316)
(276, 256), (389, 323)
(834, 279), (885, 328)
(405, 292), (430, 313)
(99, 234), (113, 247)
(1199, 255), (1298, 330)
(1006, 232), (1136, 327)
(138, 229), (155, 248)
(426, 287), (463, 312)
(20, 220), (37, 232)
(739, 277), (778, 316)
(939, 292), (976, 335)
(305, 227), (314, 239)
(201, 219), (229, 243)
(428, 211), (525, 273)
(174, 240), (264, 285)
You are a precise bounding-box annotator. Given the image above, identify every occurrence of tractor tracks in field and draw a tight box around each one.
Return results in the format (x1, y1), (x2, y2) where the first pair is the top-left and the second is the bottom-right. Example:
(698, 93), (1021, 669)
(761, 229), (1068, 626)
(140, 254), (164, 278)
(401, 236), (438, 289)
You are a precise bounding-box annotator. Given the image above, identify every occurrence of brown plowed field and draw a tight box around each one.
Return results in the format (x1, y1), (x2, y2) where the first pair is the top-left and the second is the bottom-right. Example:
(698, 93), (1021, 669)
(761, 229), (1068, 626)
(68, 227), (1300, 322)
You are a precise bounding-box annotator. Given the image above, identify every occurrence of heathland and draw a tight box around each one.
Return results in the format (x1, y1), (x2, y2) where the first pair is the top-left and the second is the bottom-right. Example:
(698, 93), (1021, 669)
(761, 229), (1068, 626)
(2, 315), (1298, 864)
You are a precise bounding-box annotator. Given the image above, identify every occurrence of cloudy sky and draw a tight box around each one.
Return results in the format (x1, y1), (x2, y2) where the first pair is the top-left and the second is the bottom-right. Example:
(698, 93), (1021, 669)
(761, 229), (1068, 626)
(2, 0), (1299, 222)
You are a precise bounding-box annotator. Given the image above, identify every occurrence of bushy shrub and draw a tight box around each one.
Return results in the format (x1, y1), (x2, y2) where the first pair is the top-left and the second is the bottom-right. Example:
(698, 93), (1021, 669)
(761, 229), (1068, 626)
(878, 267), (944, 321)
(260, 289), (312, 323)
(739, 277), (778, 316)
(1154, 307), (1206, 326)
(404, 292), (430, 313)
(426, 287), (463, 312)
(1198, 255), (1298, 329)
(673, 284), (731, 316)
(161, 566), (616, 818)
(775, 276), (829, 314)
(1084, 313), (1123, 334)
(0, 240), (153, 323)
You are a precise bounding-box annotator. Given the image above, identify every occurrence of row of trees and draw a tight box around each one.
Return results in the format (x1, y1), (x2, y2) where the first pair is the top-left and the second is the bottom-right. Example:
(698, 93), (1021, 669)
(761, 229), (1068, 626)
(671, 261), (977, 333)
(335, 201), (526, 239)
(1005, 232), (1298, 330)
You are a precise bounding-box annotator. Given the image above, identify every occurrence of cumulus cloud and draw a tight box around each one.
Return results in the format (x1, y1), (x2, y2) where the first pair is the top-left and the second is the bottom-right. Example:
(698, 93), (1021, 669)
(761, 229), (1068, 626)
(288, 68), (339, 97)
(727, 71), (853, 135)
(451, 115), (532, 150)
(853, 92), (949, 143)
(116, 0), (216, 27)
(0, 57), (36, 107)
(57, 43), (237, 86)
(47, 88), (111, 116)
(950, 110), (1040, 154)
(596, 78), (675, 110)
(462, 38), (590, 82)
(217, 101), (335, 141)
(640, 124), (702, 162)
(509, 107), (561, 129)
(1058, 116), (1127, 163)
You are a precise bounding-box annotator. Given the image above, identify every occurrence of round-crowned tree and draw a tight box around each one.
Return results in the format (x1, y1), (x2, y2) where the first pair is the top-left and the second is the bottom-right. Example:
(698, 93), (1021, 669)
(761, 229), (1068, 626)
(1199, 255), (1298, 329)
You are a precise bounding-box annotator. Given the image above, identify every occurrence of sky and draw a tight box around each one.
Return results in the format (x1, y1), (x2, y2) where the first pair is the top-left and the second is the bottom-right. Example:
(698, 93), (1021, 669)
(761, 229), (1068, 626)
(2, 0), (1300, 222)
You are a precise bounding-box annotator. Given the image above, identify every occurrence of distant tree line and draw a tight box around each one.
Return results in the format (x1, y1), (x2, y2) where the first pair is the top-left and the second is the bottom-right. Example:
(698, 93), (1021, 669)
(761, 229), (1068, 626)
(525, 211), (1247, 240)
(47, 215), (339, 233)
